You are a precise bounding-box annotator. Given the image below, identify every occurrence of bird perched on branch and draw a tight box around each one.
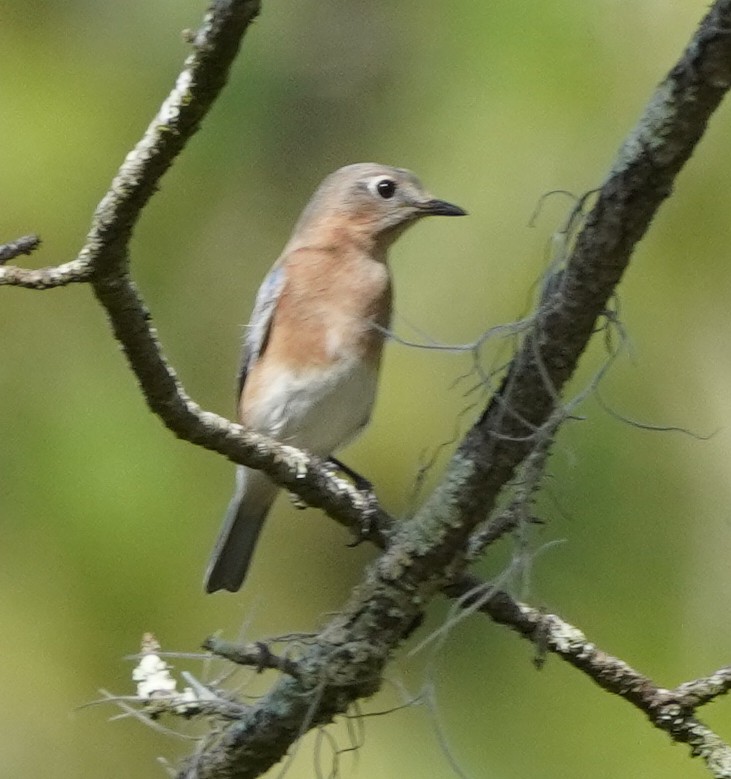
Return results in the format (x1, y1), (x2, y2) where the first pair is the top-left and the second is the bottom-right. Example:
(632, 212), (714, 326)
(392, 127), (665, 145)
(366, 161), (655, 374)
(205, 162), (466, 593)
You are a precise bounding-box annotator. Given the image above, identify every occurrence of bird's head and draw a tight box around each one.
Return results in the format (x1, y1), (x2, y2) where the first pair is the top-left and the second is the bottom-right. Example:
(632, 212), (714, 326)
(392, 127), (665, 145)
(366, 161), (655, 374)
(293, 162), (466, 251)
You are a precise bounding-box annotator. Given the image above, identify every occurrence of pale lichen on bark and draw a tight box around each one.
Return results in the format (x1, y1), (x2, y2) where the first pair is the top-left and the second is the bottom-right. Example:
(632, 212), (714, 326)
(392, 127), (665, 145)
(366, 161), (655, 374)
(3, 1), (731, 778)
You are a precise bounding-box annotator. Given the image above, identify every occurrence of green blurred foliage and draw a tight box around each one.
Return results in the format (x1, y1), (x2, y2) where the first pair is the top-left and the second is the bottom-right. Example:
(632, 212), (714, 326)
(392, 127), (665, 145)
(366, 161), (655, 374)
(2, 1), (730, 777)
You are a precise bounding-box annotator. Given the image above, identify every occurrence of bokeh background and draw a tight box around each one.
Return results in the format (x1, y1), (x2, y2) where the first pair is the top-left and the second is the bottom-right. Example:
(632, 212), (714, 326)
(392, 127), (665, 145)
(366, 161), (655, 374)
(3, 1), (731, 777)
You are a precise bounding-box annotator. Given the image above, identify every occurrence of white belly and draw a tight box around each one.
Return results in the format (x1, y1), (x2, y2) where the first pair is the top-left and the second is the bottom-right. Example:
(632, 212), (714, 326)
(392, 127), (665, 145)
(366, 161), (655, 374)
(249, 357), (378, 456)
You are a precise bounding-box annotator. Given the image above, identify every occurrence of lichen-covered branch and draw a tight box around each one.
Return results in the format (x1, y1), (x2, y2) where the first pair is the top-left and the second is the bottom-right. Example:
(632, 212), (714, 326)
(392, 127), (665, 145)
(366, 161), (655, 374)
(469, 586), (731, 777)
(203, 637), (304, 681)
(675, 667), (731, 709)
(375, 0), (731, 593)
(0, 0), (394, 540)
(0, 234), (40, 264)
(0, 231), (88, 288)
(178, 3), (731, 775)
(3, 1), (731, 778)
(0, 257), (90, 289)
(82, 0), (262, 275)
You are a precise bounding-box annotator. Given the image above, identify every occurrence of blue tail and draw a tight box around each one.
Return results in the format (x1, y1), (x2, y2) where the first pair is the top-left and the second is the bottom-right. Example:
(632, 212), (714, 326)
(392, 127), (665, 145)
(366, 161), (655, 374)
(204, 467), (278, 593)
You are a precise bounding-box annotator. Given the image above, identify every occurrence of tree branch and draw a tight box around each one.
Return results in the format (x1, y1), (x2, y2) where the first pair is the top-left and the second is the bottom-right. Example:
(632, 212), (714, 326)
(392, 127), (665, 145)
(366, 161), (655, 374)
(0, 258), (90, 289)
(0, 234), (40, 264)
(377, 0), (731, 594)
(177, 4), (731, 775)
(4, 0), (731, 777)
(464, 587), (731, 777)
(203, 637), (304, 681)
(675, 667), (731, 709)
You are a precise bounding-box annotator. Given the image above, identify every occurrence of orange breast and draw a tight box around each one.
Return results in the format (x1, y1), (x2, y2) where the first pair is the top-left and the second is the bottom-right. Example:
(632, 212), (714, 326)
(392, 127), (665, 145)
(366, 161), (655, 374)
(239, 242), (392, 427)
(264, 244), (391, 368)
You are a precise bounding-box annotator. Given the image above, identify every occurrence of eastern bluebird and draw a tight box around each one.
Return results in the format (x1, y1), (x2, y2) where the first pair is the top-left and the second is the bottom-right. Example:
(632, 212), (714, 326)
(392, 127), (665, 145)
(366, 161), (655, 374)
(204, 163), (466, 593)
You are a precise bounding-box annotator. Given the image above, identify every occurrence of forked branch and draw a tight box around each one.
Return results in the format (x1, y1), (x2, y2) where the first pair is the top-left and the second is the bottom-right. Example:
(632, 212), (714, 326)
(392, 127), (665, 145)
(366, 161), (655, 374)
(3, 1), (731, 777)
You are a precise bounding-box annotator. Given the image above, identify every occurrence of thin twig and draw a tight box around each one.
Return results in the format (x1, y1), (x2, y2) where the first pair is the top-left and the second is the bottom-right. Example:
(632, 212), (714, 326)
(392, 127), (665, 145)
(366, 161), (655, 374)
(0, 234), (41, 264)
(452, 585), (731, 778)
(203, 638), (303, 681)
(675, 666), (731, 708)
(4, 1), (731, 777)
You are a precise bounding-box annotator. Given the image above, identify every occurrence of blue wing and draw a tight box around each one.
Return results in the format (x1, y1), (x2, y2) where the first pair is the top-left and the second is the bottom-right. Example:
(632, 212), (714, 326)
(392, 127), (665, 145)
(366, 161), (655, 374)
(237, 263), (286, 399)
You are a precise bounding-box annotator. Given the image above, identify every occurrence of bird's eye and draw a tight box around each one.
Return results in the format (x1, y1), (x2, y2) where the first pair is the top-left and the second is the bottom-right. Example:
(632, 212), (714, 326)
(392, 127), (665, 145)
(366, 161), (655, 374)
(375, 178), (396, 199)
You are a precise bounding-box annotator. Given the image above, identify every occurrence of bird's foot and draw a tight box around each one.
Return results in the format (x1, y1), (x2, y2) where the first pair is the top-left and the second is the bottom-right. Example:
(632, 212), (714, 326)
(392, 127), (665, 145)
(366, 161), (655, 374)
(287, 491), (308, 510)
(326, 457), (372, 492)
(326, 457), (378, 545)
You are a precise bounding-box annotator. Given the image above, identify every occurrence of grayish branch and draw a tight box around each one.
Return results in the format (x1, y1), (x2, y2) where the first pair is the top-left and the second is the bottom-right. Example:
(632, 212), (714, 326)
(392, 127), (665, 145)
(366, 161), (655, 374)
(203, 637), (303, 681)
(464, 587), (731, 778)
(675, 666), (731, 709)
(0, 234), (40, 264)
(4, 0), (731, 778)
(179, 3), (731, 776)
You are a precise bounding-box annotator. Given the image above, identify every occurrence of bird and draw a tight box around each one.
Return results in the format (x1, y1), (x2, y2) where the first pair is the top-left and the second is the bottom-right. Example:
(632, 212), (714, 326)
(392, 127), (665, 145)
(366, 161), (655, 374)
(204, 162), (466, 593)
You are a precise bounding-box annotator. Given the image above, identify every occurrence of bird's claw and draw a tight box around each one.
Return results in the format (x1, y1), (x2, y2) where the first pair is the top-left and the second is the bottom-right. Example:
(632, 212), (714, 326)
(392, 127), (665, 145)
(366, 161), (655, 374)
(348, 486), (379, 546)
(325, 457), (379, 545)
(287, 491), (308, 510)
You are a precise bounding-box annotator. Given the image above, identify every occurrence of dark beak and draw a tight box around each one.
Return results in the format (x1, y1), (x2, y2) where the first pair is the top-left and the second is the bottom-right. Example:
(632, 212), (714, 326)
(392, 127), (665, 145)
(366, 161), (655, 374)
(419, 198), (468, 217)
